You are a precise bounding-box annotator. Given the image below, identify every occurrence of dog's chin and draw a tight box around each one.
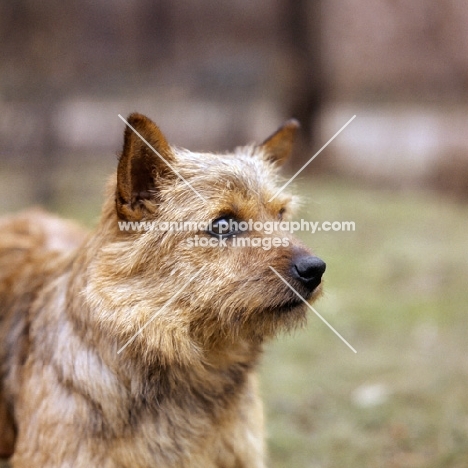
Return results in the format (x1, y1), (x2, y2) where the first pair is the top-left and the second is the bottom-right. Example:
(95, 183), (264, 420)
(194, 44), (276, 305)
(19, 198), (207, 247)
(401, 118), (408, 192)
(271, 299), (306, 315)
(269, 284), (323, 316)
(248, 300), (307, 338)
(223, 285), (324, 341)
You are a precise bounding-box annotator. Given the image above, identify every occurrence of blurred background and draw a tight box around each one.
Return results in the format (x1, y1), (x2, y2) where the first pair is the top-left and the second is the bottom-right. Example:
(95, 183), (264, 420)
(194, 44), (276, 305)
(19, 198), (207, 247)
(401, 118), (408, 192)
(1, 1), (468, 467)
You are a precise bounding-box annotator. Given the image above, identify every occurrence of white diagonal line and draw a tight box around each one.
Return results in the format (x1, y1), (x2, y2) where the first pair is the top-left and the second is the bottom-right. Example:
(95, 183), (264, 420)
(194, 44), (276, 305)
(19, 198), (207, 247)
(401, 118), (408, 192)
(269, 266), (357, 353)
(117, 266), (206, 354)
(118, 114), (207, 203)
(268, 115), (356, 202)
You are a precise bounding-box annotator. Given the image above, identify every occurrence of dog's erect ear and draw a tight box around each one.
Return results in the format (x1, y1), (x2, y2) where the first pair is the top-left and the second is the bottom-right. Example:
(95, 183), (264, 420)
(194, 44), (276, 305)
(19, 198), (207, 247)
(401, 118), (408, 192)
(258, 119), (300, 166)
(116, 113), (174, 220)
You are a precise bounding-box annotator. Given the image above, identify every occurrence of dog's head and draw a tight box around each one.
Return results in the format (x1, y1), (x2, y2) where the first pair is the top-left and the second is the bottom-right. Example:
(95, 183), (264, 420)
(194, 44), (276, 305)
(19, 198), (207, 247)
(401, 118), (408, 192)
(87, 113), (325, 363)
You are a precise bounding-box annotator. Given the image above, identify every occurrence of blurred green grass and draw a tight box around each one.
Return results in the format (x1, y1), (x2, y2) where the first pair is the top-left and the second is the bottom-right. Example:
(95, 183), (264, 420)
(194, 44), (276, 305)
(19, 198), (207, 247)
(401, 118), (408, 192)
(1, 175), (468, 467)
(262, 178), (468, 467)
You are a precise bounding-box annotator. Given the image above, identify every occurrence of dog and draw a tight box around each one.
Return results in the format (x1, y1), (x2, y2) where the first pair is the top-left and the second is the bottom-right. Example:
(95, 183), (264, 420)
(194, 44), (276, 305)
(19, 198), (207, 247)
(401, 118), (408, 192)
(0, 113), (325, 467)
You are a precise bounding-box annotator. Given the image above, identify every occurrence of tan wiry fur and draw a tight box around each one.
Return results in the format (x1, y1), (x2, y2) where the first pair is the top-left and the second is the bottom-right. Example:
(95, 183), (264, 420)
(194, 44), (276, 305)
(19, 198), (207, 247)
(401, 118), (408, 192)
(0, 113), (324, 467)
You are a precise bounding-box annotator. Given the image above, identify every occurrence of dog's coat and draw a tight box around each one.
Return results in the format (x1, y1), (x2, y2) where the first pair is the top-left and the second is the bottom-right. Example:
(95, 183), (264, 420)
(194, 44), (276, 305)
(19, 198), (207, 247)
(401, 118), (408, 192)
(0, 114), (324, 467)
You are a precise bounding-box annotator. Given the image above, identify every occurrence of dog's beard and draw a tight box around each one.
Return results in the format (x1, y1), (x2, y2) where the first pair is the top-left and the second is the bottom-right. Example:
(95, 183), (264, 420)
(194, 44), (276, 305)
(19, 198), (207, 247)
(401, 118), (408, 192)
(216, 298), (310, 343)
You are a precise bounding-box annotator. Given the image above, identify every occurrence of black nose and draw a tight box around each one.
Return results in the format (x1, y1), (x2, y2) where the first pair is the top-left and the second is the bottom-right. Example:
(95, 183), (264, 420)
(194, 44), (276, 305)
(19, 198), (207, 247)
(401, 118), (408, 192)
(291, 255), (326, 291)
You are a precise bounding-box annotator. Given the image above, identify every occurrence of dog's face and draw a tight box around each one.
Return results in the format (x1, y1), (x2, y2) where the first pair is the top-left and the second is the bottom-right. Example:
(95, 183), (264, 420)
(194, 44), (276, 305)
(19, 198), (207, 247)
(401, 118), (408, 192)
(86, 114), (325, 362)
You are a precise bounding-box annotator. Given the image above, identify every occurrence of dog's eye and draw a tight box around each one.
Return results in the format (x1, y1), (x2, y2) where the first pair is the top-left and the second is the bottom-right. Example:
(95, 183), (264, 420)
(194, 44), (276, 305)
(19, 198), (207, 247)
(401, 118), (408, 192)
(208, 217), (237, 237)
(278, 208), (286, 220)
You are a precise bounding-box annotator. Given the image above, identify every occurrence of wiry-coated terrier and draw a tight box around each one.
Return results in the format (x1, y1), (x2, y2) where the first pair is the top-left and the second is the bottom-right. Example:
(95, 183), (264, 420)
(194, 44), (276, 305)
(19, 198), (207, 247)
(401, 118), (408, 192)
(0, 113), (325, 467)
